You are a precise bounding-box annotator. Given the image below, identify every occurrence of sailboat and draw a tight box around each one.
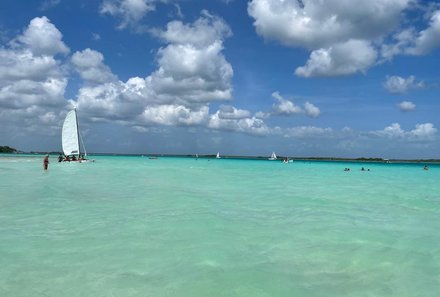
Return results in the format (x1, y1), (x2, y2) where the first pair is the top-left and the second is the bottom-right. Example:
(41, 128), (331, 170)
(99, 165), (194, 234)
(61, 109), (92, 162)
(216, 152), (221, 159)
(268, 152), (277, 160)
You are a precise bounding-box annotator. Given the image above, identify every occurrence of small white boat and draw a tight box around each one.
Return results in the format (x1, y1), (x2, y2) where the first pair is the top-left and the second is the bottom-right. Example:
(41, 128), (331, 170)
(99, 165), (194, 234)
(268, 152), (277, 160)
(216, 152), (221, 159)
(61, 109), (93, 162)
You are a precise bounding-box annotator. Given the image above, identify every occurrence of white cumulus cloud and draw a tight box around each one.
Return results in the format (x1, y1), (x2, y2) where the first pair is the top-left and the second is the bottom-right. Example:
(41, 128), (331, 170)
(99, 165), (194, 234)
(410, 123), (437, 140)
(398, 101), (416, 112)
(100, 0), (157, 29)
(406, 10), (440, 56)
(71, 48), (117, 84)
(15, 16), (69, 56)
(272, 91), (302, 115)
(208, 108), (270, 136)
(217, 105), (251, 119)
(0, 17), (71, 137)
(303, 101), (320, 118)
(382, 10), (440, 59)
(372, 123), (437, 140)
(271, 92), (321, 118)
(248, 0), (410, 49)
(138, 105), (209, 126)
(248, 1), (440, 77)
(383, 75), (424, 93)
(0, 17), (68, 113)
(75, 13), (235, 132)
(295, 40), (377, 77)
(373, 123), (405, 138)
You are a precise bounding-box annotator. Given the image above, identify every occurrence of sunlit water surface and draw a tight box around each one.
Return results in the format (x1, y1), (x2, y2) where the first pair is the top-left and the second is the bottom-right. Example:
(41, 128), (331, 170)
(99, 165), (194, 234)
(0, 155), (439, 297)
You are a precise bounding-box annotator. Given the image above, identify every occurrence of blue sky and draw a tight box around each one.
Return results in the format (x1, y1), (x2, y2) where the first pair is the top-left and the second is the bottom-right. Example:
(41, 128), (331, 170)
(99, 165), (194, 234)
(0, 0), (439, 158)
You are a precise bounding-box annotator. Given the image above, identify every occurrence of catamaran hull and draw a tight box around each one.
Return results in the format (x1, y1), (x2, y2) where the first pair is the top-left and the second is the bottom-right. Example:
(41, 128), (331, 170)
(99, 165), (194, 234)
(60, 159), (95, 163)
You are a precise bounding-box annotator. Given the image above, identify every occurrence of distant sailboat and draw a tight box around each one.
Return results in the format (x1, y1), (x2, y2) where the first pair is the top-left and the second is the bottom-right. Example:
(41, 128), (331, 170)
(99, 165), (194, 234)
(268, 152), (277, 160)
(61, 109), (91, 162)
(216, 152), (221, 159)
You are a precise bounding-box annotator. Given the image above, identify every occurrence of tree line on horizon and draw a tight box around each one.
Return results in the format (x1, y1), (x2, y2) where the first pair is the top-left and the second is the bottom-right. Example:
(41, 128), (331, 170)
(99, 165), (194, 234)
(0, 146), (18, 153)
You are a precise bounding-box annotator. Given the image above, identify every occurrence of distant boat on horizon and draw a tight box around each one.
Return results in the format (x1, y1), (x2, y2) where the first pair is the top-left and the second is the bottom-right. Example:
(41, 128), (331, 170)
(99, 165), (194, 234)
(268, 152), (277, 160)
(216, 152), (221, 159)
(61, 109), (92, 162)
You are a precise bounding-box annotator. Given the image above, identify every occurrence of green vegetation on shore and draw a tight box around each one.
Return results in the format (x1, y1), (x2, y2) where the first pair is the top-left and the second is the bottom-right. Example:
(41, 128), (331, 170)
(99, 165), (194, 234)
(0, 146), (18, 153)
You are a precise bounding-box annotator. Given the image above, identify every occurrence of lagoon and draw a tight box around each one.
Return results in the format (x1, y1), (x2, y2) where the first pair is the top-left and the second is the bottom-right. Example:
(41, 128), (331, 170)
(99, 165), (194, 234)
(0, 155), (439, 297)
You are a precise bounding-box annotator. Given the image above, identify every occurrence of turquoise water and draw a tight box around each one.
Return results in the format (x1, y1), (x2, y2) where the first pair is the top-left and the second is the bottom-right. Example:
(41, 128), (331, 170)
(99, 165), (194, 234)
(0, 155), (439, 297)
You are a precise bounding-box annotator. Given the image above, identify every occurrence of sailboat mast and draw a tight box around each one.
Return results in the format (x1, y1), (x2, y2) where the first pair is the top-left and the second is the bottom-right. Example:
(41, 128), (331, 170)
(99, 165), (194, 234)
(74, 108), (80, 156)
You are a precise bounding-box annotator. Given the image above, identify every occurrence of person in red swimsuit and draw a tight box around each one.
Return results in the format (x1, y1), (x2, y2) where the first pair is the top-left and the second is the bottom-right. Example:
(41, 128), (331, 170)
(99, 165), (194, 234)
(43, 154), (49, 170)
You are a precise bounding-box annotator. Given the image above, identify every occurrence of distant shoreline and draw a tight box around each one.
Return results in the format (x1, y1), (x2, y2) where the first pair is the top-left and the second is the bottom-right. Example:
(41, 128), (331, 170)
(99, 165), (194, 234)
(2, 152), (439, 164)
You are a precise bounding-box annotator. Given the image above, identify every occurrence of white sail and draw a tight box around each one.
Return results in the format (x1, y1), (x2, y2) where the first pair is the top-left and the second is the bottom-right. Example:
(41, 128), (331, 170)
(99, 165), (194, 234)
(269, 152), (277, 160)
(62, 110), (80, 156)
(216, 152), (220, 159)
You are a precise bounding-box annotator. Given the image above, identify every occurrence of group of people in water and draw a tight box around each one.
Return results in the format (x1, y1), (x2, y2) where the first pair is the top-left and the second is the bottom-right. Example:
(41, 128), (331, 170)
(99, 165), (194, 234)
(344, 165), (429, 171)
(58, 154), (86, 162)
(43, 154), (88, 170)
(344, 167), (370, 171)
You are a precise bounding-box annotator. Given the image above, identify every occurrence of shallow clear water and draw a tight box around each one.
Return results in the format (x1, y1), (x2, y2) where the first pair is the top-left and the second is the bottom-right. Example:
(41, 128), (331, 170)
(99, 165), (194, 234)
(0, 155), (439, 297)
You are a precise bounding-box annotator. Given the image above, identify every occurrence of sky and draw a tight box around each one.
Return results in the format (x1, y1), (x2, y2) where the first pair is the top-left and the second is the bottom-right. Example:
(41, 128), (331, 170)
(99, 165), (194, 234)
(0, 0), (439, 158)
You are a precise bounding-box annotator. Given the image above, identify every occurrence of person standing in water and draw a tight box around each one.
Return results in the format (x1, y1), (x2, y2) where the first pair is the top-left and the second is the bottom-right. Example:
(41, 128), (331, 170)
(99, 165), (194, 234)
(43, 154), (49, 171)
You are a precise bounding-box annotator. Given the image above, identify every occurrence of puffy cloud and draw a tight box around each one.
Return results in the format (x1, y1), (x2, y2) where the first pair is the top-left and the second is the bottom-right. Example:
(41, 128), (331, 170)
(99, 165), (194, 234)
(271, 92), (321, 118)
(303, 101), (320, 118)
(71, 48), (117, 84)
(398, 101), (416, 112)
(383, 75), (424, 93)
(39, 111), (57, 123)
(374, 123), (405, 138)
(146, 16), (233, 105)
(372, 123), (437, 140)
(272, 91), (302, 115)
(75, 13), (234, 129)
(0, 77), (67, 109)
(138, 105), (209, 126)
(247, 0), (410, 49)
(100, 0), (156, 29)
(0, 106), (67, 137)
(406, 10), (440, 56)
(0, 50), (60, 86)
(208, 109), (270, 136)
(217, 105), (251, 119)
(75, 78), (149, 121)
(148, 40), (233, 105)
(284, 126), (333, 138)
(247, 1), (440, 77)
(145, 13), (233, 106)
(254, 111), (270, 119)
(154, 10), (232, 47)
(295, 40), (377, 77)
(0, 17), (71, 137)
(382, 10), (440, 59)
(410, 123), (437, 140)
(0, 17), (68, 113)
(380, 28), (415, 60)
(15, 16), (69, 56)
